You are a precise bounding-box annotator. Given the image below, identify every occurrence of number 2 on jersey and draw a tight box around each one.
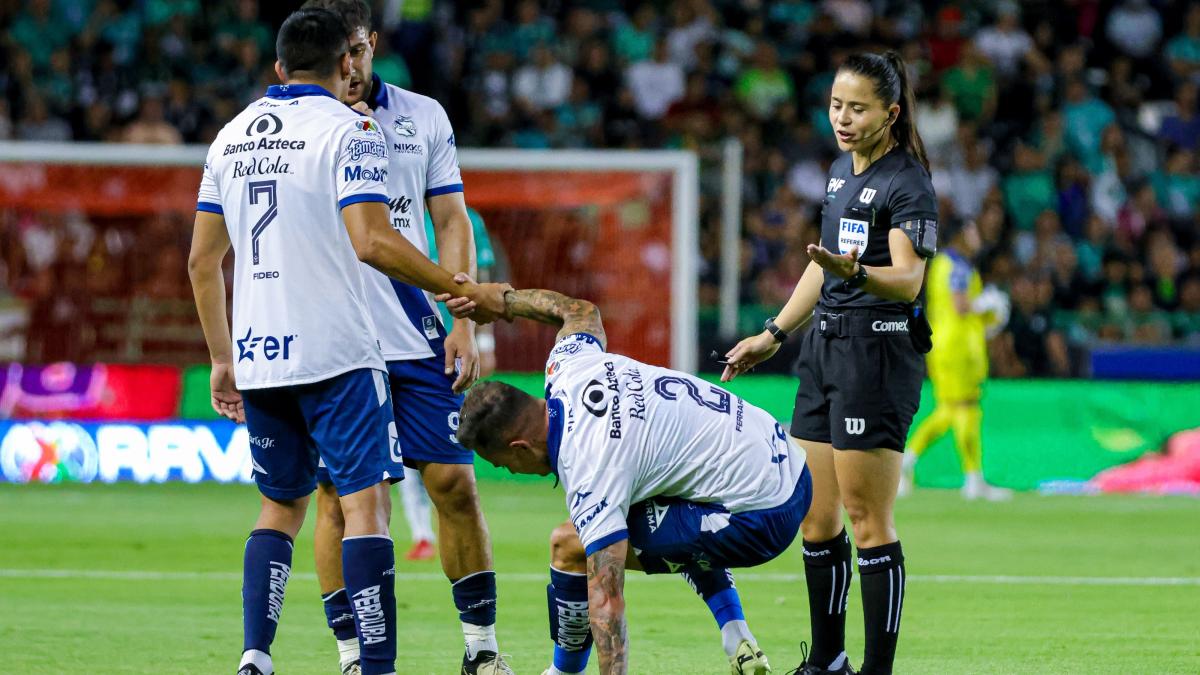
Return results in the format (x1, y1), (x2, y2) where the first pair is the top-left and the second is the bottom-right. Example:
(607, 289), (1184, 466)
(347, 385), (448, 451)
(653, 375), (731, 414)
(247, 180), (278, 265)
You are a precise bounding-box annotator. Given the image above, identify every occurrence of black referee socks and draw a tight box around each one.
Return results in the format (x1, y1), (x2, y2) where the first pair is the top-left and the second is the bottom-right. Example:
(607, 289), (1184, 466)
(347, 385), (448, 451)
(857, 540), (905, 675)
(802, 529), (853, 669)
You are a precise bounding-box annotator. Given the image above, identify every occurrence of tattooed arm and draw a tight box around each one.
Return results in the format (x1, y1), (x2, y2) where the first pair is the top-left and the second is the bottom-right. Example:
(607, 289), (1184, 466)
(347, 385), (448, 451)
(503, 289), (607, 348)
(587, 539), (629, 674)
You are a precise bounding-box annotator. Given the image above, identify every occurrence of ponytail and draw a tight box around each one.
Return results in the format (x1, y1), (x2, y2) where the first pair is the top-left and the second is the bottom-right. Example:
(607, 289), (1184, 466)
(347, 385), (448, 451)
(839, 50), (930, 172)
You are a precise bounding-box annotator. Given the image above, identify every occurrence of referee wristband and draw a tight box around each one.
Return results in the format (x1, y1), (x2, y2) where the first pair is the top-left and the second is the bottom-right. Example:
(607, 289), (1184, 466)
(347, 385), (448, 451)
(764, 317), (789, 343)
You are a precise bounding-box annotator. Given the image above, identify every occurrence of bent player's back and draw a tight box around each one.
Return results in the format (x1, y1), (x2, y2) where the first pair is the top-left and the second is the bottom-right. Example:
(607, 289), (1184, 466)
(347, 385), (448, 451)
(197, 84), (391, 389)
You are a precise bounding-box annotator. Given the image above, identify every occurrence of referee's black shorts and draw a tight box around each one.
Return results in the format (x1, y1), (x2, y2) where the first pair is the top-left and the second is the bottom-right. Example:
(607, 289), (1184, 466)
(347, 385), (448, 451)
(790, 309), (924, 451)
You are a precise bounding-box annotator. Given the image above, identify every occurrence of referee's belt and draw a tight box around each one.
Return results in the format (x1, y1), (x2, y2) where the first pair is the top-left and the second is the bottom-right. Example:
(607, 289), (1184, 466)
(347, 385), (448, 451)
(815, 311), (910, 337)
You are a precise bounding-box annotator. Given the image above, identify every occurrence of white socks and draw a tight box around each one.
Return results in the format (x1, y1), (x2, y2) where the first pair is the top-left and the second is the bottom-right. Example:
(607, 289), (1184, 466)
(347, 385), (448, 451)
(336, 637), (360, 669)
(462, 621), (498, 659)
(720, 619), (754, 657)
(239, 649), (273, 675)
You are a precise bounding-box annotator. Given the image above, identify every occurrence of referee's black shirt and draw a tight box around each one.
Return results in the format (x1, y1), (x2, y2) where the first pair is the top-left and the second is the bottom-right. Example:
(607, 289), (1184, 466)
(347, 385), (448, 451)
(817, 148), (938, 314)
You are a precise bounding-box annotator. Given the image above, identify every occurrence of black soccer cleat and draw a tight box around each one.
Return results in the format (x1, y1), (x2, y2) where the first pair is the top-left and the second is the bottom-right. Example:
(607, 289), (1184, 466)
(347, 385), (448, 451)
(788, 643), (857, 675)
(236, 665), (265, 675)
(341, 659), (362, 675)
(461, 649), (514, 675)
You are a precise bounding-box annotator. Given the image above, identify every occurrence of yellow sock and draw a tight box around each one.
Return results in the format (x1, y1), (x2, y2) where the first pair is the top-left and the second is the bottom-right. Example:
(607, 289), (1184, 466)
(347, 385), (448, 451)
(950, 403), (983, 474)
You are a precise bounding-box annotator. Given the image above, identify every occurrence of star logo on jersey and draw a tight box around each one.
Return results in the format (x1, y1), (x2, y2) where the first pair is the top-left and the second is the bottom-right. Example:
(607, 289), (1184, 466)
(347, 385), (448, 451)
(237, 327), (296, 362)
(237, 327), (262, 361)
(393, 115), (417, 137)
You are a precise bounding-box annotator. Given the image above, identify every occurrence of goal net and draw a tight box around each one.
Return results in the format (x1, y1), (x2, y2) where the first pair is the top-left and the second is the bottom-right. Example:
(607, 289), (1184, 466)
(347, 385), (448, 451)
(0, 143), (699, 371)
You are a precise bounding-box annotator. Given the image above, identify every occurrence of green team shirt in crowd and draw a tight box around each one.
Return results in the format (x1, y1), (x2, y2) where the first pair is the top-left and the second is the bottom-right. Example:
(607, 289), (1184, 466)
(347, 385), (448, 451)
(424, 206), (496, 329)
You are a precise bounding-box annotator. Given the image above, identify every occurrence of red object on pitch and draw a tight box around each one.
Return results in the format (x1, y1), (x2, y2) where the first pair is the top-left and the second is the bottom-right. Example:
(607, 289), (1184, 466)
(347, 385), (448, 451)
(405, 539), (436, 561)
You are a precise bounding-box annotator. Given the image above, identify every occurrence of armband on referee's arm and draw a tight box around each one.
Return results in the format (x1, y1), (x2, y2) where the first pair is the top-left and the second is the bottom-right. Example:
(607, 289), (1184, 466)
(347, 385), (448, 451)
(898, 219), (938, 258)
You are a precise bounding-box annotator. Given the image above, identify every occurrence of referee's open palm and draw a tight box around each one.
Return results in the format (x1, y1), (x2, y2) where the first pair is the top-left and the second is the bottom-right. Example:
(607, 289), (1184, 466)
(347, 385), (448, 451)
(721, 332), (781, 382)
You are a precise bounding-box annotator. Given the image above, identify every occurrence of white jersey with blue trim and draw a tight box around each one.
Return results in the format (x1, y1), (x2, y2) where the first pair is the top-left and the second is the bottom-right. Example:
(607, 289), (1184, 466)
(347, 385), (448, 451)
(543, 334), (809, 556)
(358, 76), (465, 361)
(196, 83), (389, 389)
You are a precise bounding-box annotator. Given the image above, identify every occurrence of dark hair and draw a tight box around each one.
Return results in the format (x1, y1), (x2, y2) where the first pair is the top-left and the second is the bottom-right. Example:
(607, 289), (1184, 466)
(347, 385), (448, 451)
(458, 381), (541, 452)
(276, 8), (351, 77)
(302, 0), (372, 33)
(839, 50), (929, 172)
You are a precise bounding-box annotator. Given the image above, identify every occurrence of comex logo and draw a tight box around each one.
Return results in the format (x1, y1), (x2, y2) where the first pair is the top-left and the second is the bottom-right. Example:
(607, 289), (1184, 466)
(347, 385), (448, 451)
(237, 327), (296, 362)
(845, 418), (865, 435)
(246, 113), (283, 137)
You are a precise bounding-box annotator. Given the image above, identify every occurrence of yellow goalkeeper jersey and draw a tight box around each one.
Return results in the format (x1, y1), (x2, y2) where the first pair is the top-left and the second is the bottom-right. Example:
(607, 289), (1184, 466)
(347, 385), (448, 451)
(926, 249), (987, 383)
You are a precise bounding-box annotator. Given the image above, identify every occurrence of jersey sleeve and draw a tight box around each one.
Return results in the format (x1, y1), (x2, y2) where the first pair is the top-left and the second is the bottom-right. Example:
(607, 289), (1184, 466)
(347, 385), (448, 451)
(196, 148), (223, 214)
(335, 118), (391, 209)
(424, 104), (463, 198)
(545, 332), (606, 387)
(566, 465), (634, 557)
(887, 165), (939, 258)
(948, 257), (971, 293)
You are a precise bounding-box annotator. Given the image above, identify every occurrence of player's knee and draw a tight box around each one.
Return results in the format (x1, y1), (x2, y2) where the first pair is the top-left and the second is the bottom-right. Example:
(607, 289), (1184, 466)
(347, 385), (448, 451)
(340, 483), (391, 535)
(549, 522), (585, 572)
(423, 466), (481, 516)
(842, 496), (894, 547)
(315, 483), (345, 527)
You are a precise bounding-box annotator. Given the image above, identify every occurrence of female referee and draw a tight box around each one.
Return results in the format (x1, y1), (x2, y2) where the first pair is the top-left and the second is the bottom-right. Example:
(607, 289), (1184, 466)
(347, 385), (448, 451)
(722, 51), (937, 675)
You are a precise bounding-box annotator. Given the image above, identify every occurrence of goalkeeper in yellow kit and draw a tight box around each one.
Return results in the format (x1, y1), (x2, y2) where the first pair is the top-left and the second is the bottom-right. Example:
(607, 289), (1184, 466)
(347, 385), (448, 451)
(899, 219), (1012, 500)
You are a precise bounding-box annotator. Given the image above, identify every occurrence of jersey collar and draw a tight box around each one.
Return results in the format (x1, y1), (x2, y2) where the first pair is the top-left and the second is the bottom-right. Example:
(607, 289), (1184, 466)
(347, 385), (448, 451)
(546, 397), (565, 477)
(265, 83), (338, 100)
(366, 73), (389, 109)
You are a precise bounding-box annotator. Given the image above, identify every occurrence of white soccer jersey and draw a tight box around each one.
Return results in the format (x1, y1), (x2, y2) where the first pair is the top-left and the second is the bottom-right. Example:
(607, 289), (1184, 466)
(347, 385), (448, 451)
(196, 83), (389, 389)
(544, 333), (809, 555)
(358, 75), (465, 360)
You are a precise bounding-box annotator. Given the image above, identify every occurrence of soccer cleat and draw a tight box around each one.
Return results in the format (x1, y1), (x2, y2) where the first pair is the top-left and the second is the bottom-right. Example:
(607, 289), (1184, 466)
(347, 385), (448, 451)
(730, 639), (772, 674)
(962, 472), (1013, 501)
(897, 450), (916, 497)
(405, 538), (436, 561)
(787, 643), (856, 675)
(341, 659), (362, 675)
(237, 666), (265, 675)
(461, 650), (514, 675)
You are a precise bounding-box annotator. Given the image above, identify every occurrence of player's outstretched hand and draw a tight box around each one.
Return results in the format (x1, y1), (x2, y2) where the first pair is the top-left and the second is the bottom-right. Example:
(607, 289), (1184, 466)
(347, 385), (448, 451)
(210, 361), (244, 423)
(720, 332), (781, 383)
(443, 325), (480, 393)
(807, 243), (859, 279)
(437, 272), (513, 325)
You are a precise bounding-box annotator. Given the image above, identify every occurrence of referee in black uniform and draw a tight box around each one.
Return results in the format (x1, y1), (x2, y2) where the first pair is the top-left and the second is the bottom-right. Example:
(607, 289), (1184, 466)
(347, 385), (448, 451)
(723, 51), (937, 675)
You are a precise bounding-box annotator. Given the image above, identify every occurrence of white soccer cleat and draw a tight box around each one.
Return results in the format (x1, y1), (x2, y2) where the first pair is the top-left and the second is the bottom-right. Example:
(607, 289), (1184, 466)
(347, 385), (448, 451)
(897, 451), (916, 497)
(962, 472), (1012, 501)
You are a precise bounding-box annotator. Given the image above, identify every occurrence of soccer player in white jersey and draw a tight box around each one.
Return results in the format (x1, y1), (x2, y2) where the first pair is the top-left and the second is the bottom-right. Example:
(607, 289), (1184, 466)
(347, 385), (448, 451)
(297, 2), (512, 674)
(187, 9), (508, 675)
(451, 286), (815, 675)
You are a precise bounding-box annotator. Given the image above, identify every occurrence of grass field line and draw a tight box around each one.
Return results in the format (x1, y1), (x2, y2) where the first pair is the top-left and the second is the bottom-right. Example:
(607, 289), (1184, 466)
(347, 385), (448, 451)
(2, 568), (1198, 587)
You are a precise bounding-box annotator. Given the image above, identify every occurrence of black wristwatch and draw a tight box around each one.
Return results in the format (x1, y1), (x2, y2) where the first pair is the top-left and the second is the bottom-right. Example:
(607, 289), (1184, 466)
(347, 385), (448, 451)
(764, 317), (789, 343)
(843, 263), (869, 289)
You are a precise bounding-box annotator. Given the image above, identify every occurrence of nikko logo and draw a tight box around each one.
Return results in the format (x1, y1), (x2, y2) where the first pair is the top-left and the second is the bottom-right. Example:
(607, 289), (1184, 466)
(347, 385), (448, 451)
(246, 113), (283, 137)
(343, 165), (388, 182)
(392, 142), (424, 155)
(347, 137), (387, 161)
(393, 115), (416, 137)
(237, 327), (297, 362)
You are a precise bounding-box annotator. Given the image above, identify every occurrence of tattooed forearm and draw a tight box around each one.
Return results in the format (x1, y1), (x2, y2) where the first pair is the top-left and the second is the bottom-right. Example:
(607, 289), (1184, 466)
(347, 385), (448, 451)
(503, 289), (607, 347)
(587, 543), (629, 675)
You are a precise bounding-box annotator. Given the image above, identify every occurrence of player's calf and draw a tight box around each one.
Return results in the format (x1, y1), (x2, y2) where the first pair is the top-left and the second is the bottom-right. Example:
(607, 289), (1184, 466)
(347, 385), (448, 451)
(340, 482), (397, 675)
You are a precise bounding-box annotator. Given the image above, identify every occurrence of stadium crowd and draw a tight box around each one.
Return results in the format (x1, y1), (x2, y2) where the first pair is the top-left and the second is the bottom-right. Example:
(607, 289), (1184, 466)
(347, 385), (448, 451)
(2, 0), (1200, 375)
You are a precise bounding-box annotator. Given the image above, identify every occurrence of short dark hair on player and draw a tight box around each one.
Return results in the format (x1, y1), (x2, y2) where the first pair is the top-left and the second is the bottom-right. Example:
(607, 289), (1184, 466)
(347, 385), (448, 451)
(302, 0), (372, 33)
(276, 7), (351, 77)
(458, 381), (542, 453)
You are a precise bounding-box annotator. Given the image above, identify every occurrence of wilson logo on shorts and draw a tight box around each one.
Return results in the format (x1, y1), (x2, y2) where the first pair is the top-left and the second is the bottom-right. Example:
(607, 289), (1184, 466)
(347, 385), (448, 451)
(845, 418), (866, 435)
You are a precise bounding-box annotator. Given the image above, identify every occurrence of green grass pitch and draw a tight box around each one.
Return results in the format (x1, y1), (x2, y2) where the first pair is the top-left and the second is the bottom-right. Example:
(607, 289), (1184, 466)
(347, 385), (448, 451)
(1, 481), (1198, 674)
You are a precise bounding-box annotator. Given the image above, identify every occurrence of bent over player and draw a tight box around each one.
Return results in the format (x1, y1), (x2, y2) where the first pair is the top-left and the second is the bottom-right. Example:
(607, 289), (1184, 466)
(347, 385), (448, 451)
(299, 2), (511, 673)
(187, 9), (506, 675)
(452, 286), (814, 675)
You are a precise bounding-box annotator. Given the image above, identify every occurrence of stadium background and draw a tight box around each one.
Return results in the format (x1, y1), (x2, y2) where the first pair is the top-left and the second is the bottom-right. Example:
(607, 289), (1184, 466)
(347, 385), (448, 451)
(1, 0), (1199, 673)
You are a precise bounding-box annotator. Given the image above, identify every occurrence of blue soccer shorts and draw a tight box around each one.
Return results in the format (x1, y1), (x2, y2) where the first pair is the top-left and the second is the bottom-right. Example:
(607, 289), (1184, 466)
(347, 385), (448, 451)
(626, 466), (813, 574)
(242, 367), (399, 500)
(316, 356), (470, 485)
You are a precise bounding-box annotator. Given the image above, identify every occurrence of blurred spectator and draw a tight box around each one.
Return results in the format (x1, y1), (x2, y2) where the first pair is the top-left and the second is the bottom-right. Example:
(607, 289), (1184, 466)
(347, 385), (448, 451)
(1105, 0), (1162, 60)
(1062, 79), (1116, 173)
(123, 96), (182, 145)
(941, 42), (996, 124)
(612, 4), (657, 64)
(1003, 143), (1055, 232)
(513, 44), (572, 112)
(972, 2), (1033, 80)
(1151, 147), (1200, 221)
(735, 42), (794, 120)
(1166, 3), (1200, 82)
(625, 41), (685, 120)
(926, 5), (966, 73)
(10, 0), (71, 71)
(1158, 81), (1200, 151)
(935, 139), (997, 221)
(15, 95), (71, 142)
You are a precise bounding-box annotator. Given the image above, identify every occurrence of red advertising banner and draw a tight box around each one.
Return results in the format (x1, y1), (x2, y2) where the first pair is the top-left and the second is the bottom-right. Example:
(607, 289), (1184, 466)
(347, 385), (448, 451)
(0, 363), (182, 421)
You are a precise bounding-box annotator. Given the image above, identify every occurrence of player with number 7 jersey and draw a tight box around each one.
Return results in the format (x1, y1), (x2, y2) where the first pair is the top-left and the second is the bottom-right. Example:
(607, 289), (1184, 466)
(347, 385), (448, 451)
(188, 10), (509, 675)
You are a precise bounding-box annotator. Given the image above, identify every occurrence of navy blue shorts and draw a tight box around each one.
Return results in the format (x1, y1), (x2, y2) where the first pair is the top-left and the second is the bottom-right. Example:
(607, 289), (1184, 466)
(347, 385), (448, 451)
(317, 357), (469, 485)
(242, 368), (399, 501)
(627, 467), (813, 574)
